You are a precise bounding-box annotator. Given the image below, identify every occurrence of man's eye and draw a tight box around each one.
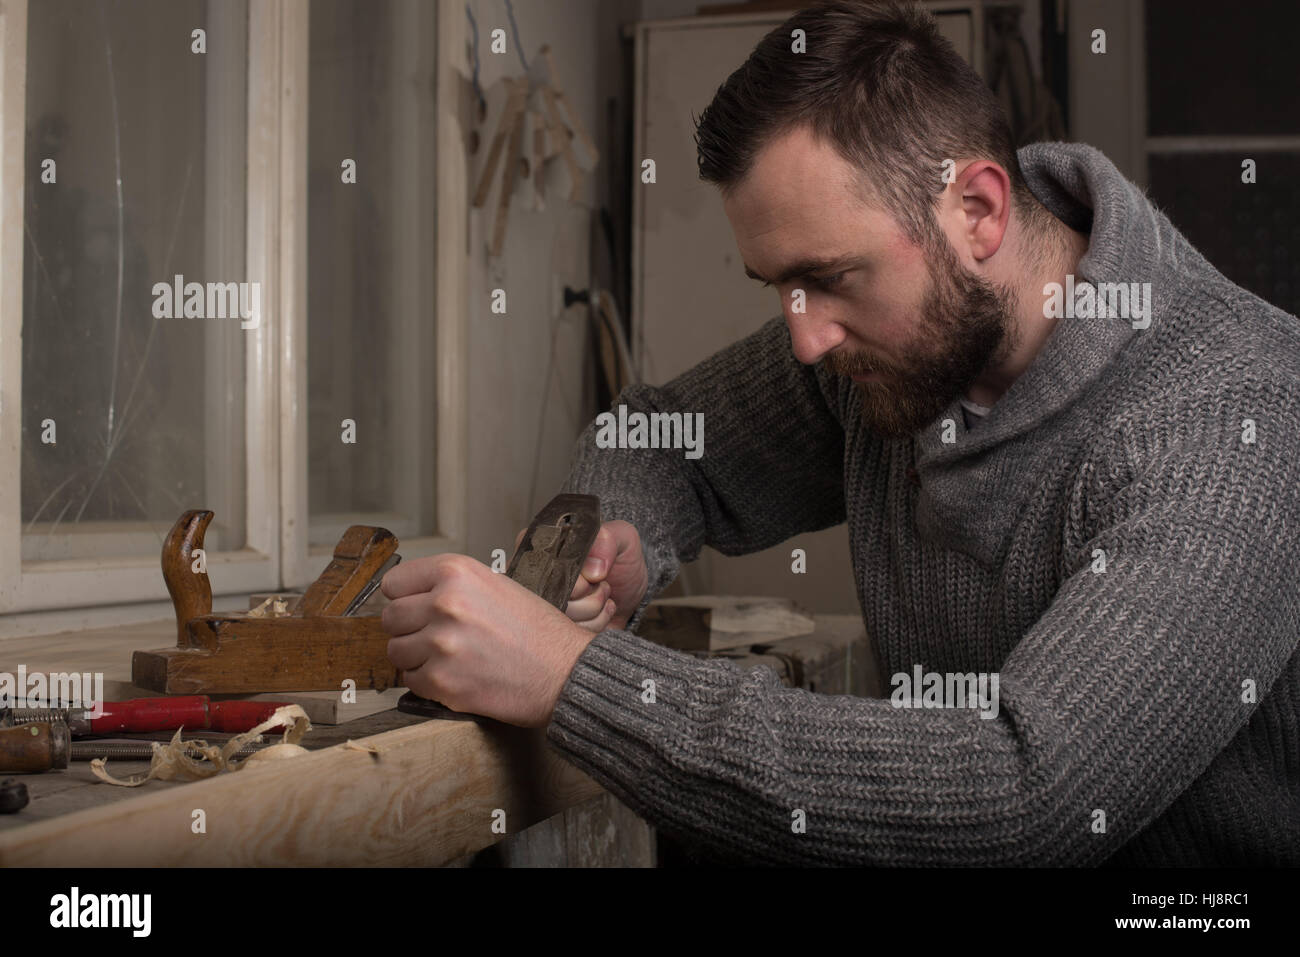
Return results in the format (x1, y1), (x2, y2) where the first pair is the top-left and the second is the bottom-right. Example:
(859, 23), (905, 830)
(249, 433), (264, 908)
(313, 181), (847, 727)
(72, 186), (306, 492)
(764, 273), (846, 291)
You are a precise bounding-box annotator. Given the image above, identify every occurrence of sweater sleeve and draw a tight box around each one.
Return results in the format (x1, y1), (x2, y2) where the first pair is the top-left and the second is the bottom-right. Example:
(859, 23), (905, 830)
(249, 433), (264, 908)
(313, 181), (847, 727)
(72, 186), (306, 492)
(561, 315), (849, 627)
(545, 374), (1300, 865)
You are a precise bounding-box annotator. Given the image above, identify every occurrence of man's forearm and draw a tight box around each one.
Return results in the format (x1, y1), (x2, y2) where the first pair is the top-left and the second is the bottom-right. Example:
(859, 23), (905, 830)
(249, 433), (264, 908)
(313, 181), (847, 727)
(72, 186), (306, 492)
(561, 316), (853, 623)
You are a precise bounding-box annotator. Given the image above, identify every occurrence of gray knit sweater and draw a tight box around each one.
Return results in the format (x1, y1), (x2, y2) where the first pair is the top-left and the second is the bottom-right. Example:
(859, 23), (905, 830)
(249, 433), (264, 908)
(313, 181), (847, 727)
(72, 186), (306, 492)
(549, 142), (1300, 866)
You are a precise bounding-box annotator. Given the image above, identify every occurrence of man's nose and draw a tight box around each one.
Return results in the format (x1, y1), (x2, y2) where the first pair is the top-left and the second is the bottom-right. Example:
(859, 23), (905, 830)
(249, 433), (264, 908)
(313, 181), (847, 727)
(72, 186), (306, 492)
(783, 295), (845, 365)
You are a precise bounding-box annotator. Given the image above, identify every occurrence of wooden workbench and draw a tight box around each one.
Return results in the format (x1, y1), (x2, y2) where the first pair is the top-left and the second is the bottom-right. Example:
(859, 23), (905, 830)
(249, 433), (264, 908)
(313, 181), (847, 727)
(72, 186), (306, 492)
(0, 613), (875, 866)
(0, 620), (613, 866)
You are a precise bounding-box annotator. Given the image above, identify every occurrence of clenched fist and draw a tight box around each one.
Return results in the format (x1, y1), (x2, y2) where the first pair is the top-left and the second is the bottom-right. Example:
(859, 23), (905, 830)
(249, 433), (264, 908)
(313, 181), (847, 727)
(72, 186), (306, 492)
(567, 520), (650, 632)
(380, 553), (597, 727)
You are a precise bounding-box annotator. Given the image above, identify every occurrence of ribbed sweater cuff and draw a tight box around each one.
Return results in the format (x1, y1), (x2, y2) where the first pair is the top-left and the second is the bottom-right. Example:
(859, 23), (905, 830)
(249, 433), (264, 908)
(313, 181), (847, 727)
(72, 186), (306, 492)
(545, 628), (702, 794)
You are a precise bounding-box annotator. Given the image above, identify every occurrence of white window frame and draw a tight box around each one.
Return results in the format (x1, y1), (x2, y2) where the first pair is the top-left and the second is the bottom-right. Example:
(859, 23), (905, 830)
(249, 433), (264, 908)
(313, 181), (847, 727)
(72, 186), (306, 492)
(1070, 1), (1300, 189)
(0, 0), (468, 623)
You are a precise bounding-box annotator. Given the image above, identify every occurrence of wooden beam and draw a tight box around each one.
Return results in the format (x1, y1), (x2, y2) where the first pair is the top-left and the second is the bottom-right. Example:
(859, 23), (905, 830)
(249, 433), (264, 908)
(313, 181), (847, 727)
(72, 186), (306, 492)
(0, 716), (603, 866)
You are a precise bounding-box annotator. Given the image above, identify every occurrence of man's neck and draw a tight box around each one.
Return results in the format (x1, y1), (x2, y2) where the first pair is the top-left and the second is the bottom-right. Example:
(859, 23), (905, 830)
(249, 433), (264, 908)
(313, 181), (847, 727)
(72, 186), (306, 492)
(965, 213), (1090, 408)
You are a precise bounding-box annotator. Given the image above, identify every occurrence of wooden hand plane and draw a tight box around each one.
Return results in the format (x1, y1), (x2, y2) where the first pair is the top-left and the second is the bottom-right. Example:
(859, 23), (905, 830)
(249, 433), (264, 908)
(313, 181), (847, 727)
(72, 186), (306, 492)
(132, 510), (402, 694)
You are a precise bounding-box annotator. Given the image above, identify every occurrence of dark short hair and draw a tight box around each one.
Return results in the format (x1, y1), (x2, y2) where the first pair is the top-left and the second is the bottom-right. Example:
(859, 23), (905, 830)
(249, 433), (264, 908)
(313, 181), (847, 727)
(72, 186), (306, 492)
(695, 0), (1035, 248)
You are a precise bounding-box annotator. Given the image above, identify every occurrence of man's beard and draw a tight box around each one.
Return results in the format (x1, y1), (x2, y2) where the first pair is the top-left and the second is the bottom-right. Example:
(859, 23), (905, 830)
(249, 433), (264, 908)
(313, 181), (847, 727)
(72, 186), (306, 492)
(824, 238), (1020, 440)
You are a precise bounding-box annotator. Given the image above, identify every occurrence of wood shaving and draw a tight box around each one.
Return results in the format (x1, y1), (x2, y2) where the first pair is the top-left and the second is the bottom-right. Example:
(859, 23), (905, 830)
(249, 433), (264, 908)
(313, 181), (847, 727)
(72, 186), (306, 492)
(247, 596), (291, 618)
(91, 704), (312, 787)
(241, 743), (310, 766)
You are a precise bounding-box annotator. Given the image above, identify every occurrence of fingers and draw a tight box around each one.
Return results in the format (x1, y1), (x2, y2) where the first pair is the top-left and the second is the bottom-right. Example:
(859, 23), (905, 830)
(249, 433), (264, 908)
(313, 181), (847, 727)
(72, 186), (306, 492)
(579, 520), (638, 578)
(398, 661), (459, 708)
(564, 580), (611, 621)
(586, 598), (616, 632)
(380, 553), (482, 600)
(387, 632), (430, 673)
(579, 524), (619, 583)
(568, 596), (616, 633)
(569, 575), (600, 600)
(382, 593), (445, 637)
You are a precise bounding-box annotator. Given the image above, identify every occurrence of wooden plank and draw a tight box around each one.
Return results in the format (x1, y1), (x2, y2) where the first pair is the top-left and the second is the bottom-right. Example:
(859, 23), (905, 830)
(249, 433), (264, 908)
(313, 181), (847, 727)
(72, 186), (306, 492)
(638, 595), (815, 651)
(540, 84), (583, 203)
(234, 688), (404, 724)
(0, 709), (416, 834)
(0, 619), (175, 676)
(457, 791), (655, 867)
(564, 793), (654, 866)
(491, 86), (528, 256)
(701, 614), (882, 698)
(0, 716), (604, 866)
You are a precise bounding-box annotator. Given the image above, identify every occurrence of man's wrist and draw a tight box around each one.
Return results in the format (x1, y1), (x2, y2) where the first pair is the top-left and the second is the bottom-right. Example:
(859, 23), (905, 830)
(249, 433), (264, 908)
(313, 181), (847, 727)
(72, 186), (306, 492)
(540, 618), (601, 727)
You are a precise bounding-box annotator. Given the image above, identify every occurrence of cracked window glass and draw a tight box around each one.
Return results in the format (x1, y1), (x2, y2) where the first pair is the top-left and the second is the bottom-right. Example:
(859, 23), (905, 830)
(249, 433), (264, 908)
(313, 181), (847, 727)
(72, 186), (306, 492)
(21, 0), (249, 562)
(306, 0), (438, 545)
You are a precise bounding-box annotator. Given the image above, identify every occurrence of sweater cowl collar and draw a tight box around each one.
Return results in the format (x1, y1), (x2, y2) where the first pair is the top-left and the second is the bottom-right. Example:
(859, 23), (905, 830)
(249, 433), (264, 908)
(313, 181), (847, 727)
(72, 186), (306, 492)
(914, 141), (1194, 469)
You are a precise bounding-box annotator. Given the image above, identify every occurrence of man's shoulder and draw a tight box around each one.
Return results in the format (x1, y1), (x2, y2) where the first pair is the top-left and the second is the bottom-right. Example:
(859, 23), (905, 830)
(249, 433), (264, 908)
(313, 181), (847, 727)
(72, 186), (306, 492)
(1084, 277), (1300, 481)
(1127, 272), (1300, 401)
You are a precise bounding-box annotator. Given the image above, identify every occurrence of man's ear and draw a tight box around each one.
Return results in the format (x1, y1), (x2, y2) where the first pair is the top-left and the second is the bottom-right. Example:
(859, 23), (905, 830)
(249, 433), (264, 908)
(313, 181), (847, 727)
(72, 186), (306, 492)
(954, 159), (1011, 262)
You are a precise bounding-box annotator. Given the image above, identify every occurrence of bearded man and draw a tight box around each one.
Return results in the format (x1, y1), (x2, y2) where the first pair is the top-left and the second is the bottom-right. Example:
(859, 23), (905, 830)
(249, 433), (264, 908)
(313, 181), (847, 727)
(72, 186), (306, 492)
(381, 0), (1300, 866)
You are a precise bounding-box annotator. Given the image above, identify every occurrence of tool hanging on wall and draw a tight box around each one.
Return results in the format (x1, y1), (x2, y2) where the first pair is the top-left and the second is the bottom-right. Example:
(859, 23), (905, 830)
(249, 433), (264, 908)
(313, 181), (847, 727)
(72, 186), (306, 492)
(397, 492), (601, 720)
(132, 510), (403, 695)
(471, 44), (600, 257)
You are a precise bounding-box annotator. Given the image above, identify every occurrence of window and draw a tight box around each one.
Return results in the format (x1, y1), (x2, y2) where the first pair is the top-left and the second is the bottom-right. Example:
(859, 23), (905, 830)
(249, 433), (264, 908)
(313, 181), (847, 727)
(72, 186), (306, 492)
(0, 0), (468, 619)
(1142, 0), (1300, 319)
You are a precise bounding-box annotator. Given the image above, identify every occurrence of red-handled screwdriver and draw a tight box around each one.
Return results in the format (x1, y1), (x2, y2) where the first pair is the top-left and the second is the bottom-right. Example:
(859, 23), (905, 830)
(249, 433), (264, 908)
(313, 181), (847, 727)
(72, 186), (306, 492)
(0, 696), (290, 736)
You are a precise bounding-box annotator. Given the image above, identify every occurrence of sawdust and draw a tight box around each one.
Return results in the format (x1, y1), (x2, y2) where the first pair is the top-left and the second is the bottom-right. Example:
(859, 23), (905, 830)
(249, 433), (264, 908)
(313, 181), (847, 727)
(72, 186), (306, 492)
(90, 704), (312, 787)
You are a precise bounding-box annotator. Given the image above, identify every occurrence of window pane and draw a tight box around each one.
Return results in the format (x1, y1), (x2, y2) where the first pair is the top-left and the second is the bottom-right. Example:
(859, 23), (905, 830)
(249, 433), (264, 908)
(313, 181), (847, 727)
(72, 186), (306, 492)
(21, 0), (249, 561)
(307, 0), (438, 545)
(1146, 0), (1300, 137)
(1148, 151), (1300, 319)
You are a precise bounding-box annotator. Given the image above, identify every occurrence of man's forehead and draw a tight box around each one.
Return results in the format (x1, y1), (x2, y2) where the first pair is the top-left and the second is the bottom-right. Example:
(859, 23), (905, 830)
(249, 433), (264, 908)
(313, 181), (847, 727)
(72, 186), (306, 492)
(724, 159), (864, 227)
(722, 128), (888, 244)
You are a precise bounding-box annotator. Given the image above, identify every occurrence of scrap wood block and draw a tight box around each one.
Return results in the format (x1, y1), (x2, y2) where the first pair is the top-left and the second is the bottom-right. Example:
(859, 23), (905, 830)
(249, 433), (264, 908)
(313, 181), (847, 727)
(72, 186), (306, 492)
(701, 615), (880, 698)
(216, 689), (406, 726)
(637, 595), (815, 652)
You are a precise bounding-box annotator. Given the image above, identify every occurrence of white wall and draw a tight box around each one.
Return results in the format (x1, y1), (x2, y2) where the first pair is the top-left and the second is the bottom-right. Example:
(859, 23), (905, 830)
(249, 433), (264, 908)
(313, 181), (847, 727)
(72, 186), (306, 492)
(463, 0), (640, 561)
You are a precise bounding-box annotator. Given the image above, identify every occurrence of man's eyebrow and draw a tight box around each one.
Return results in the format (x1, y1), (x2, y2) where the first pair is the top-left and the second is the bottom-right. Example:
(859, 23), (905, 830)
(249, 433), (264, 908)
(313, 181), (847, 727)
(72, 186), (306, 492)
(742, 256), (864, 284)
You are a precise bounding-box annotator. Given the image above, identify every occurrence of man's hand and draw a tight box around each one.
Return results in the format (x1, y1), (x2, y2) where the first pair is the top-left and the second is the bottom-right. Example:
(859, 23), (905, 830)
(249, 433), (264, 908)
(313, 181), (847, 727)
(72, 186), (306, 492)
(513, 519), (649, 633)
(568, 520), (650, 631)
(380, 554), (597, 728)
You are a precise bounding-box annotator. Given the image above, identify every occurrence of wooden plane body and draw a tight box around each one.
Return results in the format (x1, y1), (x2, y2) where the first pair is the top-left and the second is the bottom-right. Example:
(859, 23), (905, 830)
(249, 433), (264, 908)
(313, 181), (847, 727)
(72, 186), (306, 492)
(132, 510), (402, 694)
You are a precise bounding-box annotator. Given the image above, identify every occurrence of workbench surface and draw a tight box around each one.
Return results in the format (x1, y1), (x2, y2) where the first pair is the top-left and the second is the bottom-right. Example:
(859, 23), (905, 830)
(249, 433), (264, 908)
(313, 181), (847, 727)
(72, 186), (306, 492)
(0, 619), (605, 866)
(0, 612), (876, 865)
(0, 707), (428, 834)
